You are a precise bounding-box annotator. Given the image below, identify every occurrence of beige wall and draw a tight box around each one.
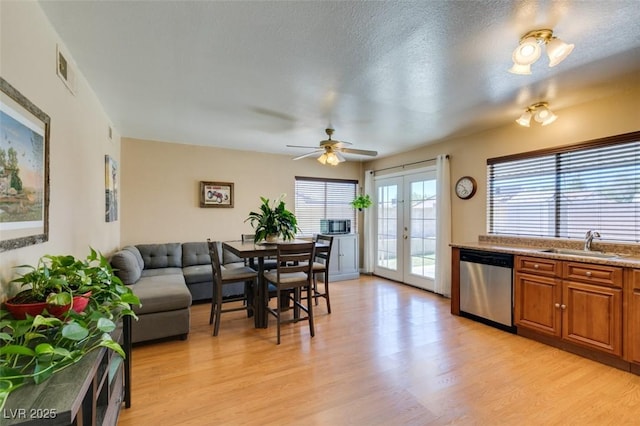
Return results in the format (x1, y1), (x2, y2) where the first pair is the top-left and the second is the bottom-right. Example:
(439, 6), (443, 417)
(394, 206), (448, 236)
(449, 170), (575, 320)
(120, 138), (362, 245)
(0, 2), (120, 300)
(364, 77), (640, 245)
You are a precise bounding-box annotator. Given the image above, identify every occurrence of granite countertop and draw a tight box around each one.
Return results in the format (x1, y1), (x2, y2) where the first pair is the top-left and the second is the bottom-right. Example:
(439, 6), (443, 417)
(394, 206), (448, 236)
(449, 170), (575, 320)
(451, 235), (640, 268)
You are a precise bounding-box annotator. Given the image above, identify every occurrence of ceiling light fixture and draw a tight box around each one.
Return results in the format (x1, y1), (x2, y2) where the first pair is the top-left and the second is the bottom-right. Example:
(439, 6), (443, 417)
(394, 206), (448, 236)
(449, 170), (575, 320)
(508, 29), (574, 75)
(516, 102), (558, 127)
(317, 148), (345, 166)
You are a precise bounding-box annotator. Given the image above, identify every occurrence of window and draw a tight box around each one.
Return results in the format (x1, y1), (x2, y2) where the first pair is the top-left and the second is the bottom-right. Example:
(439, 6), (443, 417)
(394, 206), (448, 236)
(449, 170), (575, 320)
(487, 131), (640, 242)
(294, 177), (357, 237)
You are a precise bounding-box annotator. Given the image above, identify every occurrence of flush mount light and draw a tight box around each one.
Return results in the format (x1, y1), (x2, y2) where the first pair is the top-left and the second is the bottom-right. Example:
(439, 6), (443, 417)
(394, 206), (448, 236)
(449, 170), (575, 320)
(516, 102), (558, 127)
(508, 29), (574, 74)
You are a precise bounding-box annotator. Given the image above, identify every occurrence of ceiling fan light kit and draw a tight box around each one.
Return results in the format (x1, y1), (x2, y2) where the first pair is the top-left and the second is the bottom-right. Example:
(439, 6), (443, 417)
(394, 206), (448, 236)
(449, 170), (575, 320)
(508, 28), (574, 74)
(289, 128), (377, 166)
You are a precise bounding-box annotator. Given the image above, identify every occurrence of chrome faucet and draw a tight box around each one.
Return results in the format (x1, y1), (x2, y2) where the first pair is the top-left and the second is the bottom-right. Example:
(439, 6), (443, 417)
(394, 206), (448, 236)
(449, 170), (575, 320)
(584, 229), (601, 251)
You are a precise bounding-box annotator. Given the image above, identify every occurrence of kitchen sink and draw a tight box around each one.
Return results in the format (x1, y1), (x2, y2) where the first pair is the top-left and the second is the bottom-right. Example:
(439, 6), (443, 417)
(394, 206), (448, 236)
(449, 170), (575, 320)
(538, 248), (619, 259)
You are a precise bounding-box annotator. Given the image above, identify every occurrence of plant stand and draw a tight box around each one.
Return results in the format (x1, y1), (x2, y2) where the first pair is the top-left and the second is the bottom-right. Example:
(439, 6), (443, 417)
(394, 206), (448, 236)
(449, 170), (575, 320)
(2, 319), (131, 425)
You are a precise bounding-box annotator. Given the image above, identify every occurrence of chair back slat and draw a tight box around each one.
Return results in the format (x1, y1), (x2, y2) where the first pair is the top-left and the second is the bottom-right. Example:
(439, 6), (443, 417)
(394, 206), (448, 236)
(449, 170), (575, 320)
(276, 242), (315, 277)
(314, 234), (333, 263)
(207, 239), (223, 286)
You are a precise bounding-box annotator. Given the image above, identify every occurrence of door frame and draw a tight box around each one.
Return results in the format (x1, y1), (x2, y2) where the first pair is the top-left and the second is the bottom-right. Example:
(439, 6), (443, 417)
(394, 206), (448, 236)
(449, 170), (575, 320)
(373, 166), (436, 290)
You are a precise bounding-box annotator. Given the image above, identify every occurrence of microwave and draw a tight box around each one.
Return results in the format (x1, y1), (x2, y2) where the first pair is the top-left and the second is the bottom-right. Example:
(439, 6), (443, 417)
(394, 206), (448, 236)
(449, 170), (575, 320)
(320, 219), (351, 235)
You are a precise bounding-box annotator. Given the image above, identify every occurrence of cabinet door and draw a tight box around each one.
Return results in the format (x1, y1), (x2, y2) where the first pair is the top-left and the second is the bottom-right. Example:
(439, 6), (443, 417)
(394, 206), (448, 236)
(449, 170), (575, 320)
(630, 288), (640, 364)
(562, 281), (622, 356)
(514, 272), (561, 336)
(338, 235), (358, 274)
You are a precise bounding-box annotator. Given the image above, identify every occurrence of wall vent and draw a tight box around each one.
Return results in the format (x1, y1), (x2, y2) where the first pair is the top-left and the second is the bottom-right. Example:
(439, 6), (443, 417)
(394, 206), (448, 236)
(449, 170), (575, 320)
(56, 44), (76, 95)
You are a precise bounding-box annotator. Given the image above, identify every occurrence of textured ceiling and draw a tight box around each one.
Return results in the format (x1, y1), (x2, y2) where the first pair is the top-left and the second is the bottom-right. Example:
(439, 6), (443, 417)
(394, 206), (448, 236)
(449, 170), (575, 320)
(38, 1), (640, 160)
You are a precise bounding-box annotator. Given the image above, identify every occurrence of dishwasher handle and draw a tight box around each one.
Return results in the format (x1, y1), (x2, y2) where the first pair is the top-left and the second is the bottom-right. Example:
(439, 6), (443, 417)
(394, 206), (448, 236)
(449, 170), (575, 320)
(460, 249), (513, 268)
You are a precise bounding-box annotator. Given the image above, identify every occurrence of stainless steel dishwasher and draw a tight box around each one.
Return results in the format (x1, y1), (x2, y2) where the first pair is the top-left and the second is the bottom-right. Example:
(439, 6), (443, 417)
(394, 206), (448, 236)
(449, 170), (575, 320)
(459, 249), (515, 332)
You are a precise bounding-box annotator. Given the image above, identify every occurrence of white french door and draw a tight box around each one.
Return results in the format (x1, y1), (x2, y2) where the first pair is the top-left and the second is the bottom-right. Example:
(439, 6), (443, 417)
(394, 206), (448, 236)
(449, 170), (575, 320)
(374, 170), (437, 291)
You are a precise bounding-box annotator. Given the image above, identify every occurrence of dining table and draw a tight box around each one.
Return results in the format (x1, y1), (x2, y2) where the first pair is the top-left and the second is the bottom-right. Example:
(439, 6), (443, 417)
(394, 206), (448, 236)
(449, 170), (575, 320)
(222, 238), (324, 328)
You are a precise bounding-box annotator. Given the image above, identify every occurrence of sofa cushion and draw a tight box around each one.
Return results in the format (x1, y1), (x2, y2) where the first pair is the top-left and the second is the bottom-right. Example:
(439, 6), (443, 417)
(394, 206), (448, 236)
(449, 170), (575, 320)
(141, 267), (183, 278)
(128, 274), (191, 315)
(123, 245), (144, 270)
(182, 242), (211, 267)
(137, 243), (182, 269)
(110, 249), (142, 285)
(183, 264), (213, 285)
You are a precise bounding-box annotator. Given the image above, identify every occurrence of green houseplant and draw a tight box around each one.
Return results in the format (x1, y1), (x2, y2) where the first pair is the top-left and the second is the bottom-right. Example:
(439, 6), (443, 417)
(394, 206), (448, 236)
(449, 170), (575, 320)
(0, 248), (140, 411)
(351, 194), (373, 211)
(245, 195), (299, 243)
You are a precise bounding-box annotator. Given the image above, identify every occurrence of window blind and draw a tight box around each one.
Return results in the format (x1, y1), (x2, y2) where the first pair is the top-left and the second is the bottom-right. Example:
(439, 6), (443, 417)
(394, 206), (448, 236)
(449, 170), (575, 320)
(487, 134), (640, 242)
(294, 177), (357, 237)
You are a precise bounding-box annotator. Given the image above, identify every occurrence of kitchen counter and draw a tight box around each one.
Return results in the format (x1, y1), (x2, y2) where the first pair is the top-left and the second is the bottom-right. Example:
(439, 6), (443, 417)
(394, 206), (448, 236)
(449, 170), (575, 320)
(451, 235), (640, 268)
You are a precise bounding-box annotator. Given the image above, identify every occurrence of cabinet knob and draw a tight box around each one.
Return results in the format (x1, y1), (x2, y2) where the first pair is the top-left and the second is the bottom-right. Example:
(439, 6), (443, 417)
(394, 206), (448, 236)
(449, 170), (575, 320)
(555, 303), (560, 308)
(586, 271), (592, 277)
(533, 264), (539, 269)
(561, 304), (567, 310)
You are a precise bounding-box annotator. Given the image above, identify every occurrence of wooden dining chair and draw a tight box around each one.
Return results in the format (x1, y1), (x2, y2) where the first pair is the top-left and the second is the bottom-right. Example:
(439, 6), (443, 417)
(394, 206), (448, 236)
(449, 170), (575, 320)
(207, 239), (258, 336)
(310, 234), (334, 313)
(262, 242), (315, 344)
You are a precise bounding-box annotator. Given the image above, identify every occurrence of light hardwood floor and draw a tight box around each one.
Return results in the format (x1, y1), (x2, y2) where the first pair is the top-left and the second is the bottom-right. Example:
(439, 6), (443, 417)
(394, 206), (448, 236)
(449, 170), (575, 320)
(118, 275), (640, 425)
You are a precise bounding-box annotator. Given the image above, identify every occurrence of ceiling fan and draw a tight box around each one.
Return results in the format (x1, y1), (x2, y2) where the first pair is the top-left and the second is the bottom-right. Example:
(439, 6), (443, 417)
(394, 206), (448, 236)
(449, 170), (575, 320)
(287, 128), (378, 165)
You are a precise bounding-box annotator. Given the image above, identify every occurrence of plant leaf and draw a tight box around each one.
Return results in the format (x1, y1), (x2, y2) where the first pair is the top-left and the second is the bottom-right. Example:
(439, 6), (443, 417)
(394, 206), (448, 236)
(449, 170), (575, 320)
(96, 318), (116, 332)
(61, 322), (89, 341)
(0, 345), (35, 357)
(35, 343), (55, 356)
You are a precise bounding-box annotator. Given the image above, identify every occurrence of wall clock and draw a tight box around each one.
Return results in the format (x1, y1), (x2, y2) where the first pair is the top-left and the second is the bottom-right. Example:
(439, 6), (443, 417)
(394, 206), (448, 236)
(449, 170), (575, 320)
(455, 176), (477, 199)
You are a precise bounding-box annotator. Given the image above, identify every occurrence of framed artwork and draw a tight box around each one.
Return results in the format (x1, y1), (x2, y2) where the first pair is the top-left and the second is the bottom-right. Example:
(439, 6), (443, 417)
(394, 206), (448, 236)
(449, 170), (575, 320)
(0, 78), (50, 252)
(200, 181), (233, 208)
(105, 155), (118, 222)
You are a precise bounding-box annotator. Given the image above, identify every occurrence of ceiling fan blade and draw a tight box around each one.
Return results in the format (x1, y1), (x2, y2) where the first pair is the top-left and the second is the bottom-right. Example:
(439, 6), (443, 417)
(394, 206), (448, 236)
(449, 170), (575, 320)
(249, 106), (298, 122)
(287, 144), (321, 149)
(340, 147), (378, 157)
(293, 150), (323, 160)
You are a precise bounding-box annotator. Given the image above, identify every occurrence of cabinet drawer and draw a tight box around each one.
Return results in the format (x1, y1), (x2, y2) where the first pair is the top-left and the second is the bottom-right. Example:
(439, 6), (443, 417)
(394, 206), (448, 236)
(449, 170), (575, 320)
(563, 262), (623, 287)
(515, 256), (560, 277)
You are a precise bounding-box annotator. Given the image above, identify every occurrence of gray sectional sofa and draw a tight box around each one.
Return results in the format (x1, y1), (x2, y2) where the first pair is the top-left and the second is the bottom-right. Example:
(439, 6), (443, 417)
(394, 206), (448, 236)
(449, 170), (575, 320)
(110, 241), (246, 343)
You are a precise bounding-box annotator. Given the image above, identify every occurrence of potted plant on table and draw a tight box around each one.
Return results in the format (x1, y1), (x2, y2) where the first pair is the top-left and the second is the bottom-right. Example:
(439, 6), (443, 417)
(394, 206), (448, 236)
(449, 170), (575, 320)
(0, 248), (140, 411)
(351, 194), (373, 211)
(245, 195), (299, 243)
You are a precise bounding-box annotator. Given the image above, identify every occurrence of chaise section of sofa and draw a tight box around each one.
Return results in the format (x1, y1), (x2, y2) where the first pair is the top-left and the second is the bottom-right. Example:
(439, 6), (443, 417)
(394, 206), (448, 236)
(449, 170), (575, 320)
(111, 244), (191, 344)
(110, 241), (249, 343)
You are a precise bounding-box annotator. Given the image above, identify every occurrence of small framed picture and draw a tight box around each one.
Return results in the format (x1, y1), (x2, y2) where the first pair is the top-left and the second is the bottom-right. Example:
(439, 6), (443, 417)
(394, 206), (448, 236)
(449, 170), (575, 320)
(200, 181), (233, 208)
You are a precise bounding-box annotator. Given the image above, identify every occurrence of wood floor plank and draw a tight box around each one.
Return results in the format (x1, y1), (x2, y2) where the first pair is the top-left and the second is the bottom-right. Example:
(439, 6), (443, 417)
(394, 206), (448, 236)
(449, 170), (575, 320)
(118, 276), (640, 425)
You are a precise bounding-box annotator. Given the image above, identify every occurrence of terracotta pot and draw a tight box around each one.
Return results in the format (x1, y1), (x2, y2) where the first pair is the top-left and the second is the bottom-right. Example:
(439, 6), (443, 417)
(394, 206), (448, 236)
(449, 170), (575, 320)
(4, 292), (92, 320)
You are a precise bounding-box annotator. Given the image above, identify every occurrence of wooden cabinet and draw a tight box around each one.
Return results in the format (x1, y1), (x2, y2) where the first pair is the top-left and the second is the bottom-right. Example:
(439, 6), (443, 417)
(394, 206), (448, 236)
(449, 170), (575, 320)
(515, 256), (623, 357)
(514, 269), (561, 336)
(325, 233), (359, 282)
(630, 270), (640, 366)
(562, 280), (622, 355)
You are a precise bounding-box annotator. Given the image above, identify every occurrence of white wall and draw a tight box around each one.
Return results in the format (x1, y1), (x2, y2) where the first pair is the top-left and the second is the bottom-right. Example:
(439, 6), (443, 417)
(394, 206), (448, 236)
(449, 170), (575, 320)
(0, 2), (120, 301)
